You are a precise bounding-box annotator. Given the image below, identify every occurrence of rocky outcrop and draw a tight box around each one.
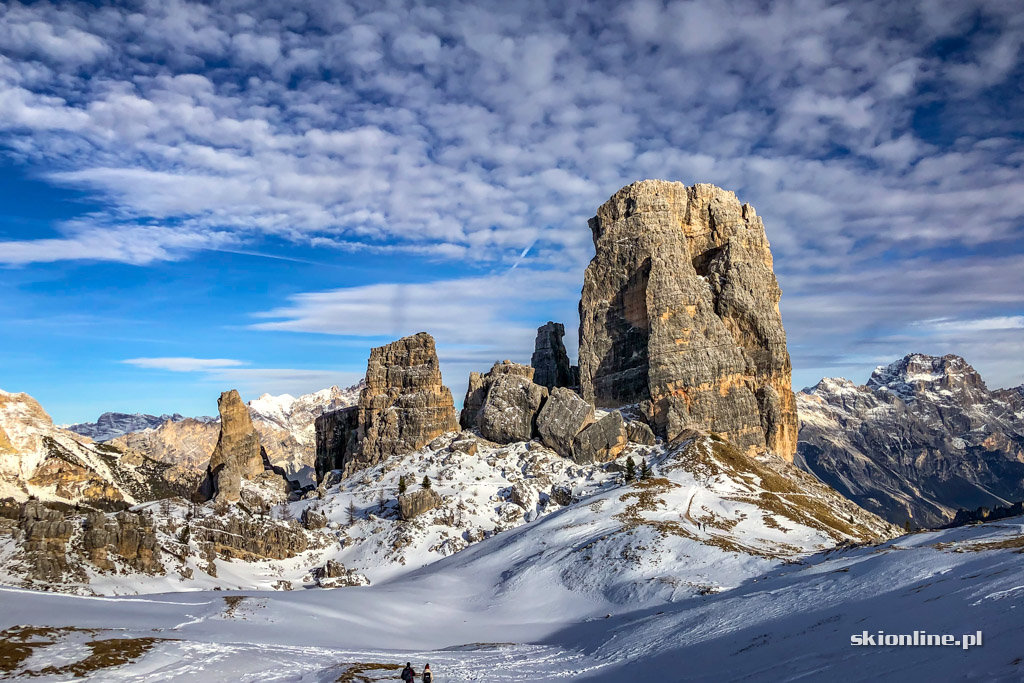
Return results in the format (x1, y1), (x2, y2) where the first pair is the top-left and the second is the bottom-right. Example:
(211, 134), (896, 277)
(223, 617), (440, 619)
(82, 510), (161, 574)
(199, 390), (292, 503)
(572, 412), (628, 463)
(796, 354), (1024, 528)
(536, 387), (595, 458)
(312, 559), (370, 588)
(194, 515), (309, 561)
(479, 374), (548, 444)
(18, 500), (75, 583)
(111, 385), (360, 490)
(578, 180), (798, 460)
(315, 334), (458, 482)
(398, 487), (442, 520)
(460, 360), (536, 430)
(531, 322), (576, 389)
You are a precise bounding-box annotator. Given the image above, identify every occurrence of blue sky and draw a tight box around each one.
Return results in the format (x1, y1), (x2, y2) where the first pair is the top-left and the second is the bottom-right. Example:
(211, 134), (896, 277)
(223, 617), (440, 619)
(1, 0), (1022, 424)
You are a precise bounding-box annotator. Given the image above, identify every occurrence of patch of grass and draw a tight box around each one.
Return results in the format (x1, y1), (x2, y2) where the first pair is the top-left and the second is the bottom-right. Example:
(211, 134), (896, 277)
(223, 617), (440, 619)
(1, 626), (169, 679)
(335, 661), (405, 682)
(42, 637), (163, 677)
(935, 535), (1024, 553)
(222, 595), (246, 618)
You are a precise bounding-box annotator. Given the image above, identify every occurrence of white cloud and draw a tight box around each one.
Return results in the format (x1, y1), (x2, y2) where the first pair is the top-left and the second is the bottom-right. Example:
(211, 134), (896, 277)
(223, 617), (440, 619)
(0, 0), (1021, 387)
(122, 357), (247, 372)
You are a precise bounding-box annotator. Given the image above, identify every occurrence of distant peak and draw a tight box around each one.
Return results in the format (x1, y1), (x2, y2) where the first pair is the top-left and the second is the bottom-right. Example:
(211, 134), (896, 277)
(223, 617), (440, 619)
(867, 353), (986, 400)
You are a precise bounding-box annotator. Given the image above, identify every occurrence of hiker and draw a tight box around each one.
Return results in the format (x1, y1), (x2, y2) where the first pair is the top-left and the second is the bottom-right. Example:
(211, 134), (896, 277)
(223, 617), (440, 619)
(400, 662), (415, 681)
(423, 663), (433, 683)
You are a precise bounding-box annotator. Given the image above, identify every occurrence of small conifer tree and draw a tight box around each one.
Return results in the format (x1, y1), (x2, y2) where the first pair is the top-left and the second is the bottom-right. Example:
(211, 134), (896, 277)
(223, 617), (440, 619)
(422, 475), (432, 490)
(625, 456), (636, 482)
(347, 500), (358, 525)
(398, 475), (407, 495)
(904, 519), (912, 533)
(640, 458), (651, 480)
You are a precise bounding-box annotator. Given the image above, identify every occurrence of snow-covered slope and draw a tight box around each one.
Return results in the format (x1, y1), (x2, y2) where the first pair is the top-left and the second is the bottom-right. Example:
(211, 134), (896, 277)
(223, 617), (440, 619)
(0, 431), (895, 598)
(0, 510), (1019, 680)
(65, 412), (188, 443)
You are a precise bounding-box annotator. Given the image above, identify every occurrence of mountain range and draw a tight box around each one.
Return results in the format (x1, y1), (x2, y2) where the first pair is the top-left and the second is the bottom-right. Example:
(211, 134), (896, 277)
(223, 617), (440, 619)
(797, 353), (1024, 528)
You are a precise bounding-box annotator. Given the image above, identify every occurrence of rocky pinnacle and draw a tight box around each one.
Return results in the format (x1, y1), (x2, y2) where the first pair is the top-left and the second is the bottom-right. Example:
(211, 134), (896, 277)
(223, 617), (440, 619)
(578, 180), (798, 460)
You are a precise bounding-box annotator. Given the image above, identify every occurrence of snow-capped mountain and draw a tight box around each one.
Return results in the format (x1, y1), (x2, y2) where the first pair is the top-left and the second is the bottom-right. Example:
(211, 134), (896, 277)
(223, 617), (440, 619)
(110, 384), (363, 487)
(797, 353), (1024, 529)
(65, 412), (190, 443)
(0, 389), (194, 507)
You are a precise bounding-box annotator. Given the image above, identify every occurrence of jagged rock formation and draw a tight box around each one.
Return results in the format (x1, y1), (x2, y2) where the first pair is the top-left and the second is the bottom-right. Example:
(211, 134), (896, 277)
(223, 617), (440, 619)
(532, 322), (576, 389)
(625, 420), (657, 446)
(398, 487), (442, 520)
(536, 387), (595, 457)
(315, 333), (458, 481)
(0, 389), (192, 508)
(578, 180), (798, 460)
(797, 354), (1024, 528)
(460, 360), (536, 429)
(82, 510), (161, 574)
(66, 412), (186, 442)
(192, 515), (309, 561)
(198, 390), (292, 503)
(110, 385), (360, 488)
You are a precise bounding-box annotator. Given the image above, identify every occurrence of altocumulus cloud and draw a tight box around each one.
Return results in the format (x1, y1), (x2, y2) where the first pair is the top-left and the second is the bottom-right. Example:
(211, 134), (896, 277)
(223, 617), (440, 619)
(0, 0), (1022, 388)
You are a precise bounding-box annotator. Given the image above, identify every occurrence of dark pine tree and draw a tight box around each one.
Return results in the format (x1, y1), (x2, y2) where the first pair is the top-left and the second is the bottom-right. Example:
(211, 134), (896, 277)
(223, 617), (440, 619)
(625, 456), (636, 482)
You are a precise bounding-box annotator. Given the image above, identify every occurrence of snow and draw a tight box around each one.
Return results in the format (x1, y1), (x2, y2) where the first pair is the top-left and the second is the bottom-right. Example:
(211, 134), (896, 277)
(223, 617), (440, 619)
(1, 515), (1022, 680)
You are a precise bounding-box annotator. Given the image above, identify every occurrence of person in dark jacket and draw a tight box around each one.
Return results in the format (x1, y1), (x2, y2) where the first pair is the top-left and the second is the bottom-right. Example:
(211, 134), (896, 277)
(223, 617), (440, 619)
(400, 662), (415, 681)
(422, 663), (433, 682)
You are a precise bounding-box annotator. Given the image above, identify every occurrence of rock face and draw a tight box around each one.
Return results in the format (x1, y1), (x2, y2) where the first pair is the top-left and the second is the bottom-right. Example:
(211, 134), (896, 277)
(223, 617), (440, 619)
(199, 390), (291, 503)
(572, 411), (629, 463)
(531, 322), (576, 389)
(536, 387), (595, 458)
(18, 500), (75, 582)
(398, 487), (442, 520)
(315, 333), (458, 482)
(193, 515), (308, 561)
(578, 180), (798, 460)
(796, 354), (1024, 528)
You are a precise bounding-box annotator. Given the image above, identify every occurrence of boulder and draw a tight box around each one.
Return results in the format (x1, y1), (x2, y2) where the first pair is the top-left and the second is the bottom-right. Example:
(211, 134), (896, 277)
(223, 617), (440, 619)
(578, 180), (798, 460)
(460, 360), (536, 430)
(536, 387), (595, 458)
(313, 559), (370, 588)
(398, 487), (442, 520)
(531, 322), (574, 389)
(479, 374), (548, 444)
(626, 420), (657, 445)
(572, 412), (628, 464)
(300, 507), (328, 530)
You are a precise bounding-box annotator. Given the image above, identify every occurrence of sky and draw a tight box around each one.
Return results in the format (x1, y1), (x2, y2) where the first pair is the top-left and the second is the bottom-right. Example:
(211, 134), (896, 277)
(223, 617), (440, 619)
(0, 0), (1022, 424)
